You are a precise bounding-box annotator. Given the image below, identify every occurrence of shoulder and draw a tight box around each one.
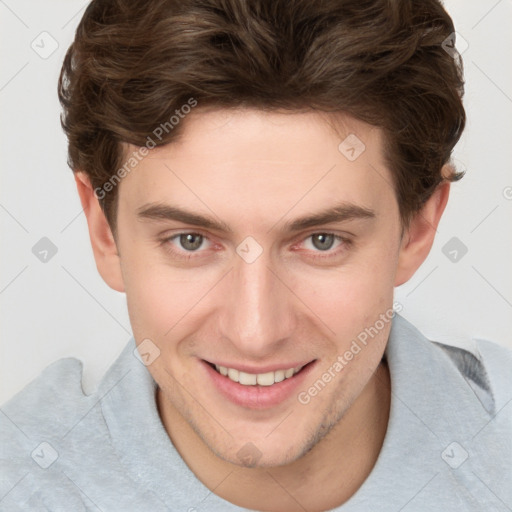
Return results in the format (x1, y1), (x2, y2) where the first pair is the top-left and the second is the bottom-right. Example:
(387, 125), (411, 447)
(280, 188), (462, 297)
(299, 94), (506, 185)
(431, 336), (512, 414)
(1, 356), (89, 438)
(390, 313), (512, 416)
(0, 357), (92, 509)
(381, 316), (512, 509)
(0, 341), (168, 510)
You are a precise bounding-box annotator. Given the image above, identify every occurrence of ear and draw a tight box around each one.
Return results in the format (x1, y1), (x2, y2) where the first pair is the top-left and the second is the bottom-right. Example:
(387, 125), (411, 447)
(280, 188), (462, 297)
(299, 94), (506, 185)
(74, 172), (125, 293)
(395, 174), (451, 286)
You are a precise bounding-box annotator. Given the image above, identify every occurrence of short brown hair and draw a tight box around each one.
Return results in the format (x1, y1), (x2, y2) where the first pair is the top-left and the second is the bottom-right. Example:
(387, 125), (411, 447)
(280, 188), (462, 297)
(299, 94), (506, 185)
(58, 0), (465, 235)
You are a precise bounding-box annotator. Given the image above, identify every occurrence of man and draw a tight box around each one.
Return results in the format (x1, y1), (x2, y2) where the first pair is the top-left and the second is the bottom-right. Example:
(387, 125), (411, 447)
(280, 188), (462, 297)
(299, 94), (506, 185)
(1, 0), (511, 510)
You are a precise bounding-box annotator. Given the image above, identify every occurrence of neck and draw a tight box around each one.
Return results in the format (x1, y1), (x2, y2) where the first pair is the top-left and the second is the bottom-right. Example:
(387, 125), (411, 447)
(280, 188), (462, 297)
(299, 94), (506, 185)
(158, 361), (391, 512)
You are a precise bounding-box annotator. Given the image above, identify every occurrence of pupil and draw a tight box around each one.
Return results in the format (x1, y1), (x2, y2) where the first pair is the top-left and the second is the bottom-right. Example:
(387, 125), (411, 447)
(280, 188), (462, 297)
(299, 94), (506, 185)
(312, 233), (334, 251)
(180, 233), (202, 251)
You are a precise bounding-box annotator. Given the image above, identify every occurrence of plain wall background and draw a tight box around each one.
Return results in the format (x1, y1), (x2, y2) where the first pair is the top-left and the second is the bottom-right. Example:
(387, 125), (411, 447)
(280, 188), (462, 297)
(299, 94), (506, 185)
(1, 0), (511, 405)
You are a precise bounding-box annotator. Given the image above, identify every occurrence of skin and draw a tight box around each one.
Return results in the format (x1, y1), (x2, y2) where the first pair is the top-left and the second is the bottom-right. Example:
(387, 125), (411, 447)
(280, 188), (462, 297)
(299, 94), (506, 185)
(75, 108), (450, 511)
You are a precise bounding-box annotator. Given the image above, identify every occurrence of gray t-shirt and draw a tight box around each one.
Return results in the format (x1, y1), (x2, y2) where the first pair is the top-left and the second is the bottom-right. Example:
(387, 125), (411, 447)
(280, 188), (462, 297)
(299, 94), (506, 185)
(1, 314), (511, 511)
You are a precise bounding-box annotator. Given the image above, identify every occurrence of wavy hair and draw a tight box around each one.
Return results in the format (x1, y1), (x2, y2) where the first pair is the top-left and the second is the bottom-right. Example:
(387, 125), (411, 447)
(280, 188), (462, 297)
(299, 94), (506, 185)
(58, 0), (465, 234)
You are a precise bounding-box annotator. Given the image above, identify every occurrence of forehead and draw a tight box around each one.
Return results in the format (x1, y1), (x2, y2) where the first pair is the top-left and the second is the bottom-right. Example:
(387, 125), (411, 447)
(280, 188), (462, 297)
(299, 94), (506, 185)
(118, 108), (396, 228)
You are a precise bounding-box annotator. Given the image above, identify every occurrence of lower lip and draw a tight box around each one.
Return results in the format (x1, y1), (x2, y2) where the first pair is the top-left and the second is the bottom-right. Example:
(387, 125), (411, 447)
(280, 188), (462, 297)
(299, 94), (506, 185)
(201, 360), (316, 409)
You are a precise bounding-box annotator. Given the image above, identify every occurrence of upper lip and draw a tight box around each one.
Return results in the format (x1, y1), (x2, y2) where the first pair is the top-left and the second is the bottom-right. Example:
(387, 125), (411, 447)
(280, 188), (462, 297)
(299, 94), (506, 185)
(203, 359), (315, 374)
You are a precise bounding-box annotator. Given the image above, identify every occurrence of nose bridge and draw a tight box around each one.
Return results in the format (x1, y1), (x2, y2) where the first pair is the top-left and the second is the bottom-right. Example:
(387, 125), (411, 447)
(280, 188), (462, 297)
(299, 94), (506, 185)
(218, 251), (292, 357)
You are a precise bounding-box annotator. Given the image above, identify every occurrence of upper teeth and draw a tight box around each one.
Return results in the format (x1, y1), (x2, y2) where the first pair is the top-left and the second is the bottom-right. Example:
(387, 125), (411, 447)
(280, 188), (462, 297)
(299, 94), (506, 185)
(214, 365), (302, 386)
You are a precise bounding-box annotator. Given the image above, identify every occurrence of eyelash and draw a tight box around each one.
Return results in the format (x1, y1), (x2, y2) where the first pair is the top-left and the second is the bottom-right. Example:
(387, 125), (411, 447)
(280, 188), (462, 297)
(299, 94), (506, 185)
(158, 231), (352, 262)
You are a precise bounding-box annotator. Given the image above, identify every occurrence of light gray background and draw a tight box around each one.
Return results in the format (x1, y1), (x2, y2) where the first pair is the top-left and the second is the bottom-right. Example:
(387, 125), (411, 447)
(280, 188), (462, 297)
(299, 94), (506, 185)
(1, 0), (511, 405)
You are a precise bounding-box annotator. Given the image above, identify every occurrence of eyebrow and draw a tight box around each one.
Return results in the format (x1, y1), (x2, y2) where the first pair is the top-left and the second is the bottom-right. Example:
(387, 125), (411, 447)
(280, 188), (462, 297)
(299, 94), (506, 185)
(136, 202), (376, 233)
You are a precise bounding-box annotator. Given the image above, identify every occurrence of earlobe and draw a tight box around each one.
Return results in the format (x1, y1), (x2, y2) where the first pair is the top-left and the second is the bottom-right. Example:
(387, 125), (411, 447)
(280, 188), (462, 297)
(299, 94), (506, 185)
(395, 177), (451, 287)
(74, 172), (125, 293)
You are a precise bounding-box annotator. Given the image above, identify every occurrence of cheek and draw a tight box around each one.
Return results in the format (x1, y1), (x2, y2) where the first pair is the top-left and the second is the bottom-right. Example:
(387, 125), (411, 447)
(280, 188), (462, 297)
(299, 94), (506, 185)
(122, 252), (224, 357)
(121, 250), (201, 341)
(290, 246), (397, 341)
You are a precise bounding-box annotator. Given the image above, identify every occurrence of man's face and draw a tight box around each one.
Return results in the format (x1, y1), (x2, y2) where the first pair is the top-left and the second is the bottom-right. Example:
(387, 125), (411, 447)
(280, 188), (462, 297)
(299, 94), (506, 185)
(115, 108), (402, 467)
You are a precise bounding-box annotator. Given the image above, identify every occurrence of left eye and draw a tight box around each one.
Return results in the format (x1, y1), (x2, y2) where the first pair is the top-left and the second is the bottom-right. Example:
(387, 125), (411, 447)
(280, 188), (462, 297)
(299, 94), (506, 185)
(303, 233), (342, 252)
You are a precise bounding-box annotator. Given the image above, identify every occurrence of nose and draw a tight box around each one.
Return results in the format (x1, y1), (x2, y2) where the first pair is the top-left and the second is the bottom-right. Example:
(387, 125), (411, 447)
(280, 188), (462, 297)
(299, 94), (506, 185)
(217, 247), (296, 359)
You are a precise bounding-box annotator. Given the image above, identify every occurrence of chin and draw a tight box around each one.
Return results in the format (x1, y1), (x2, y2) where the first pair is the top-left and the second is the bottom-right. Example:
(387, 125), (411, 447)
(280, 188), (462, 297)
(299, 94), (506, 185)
(204, 433), (307, 469)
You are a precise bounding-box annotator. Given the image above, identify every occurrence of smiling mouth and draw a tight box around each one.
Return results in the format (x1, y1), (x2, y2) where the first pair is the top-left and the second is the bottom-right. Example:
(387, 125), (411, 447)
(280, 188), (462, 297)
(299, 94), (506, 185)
(205, 361), (315, 386)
